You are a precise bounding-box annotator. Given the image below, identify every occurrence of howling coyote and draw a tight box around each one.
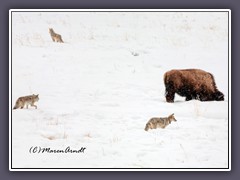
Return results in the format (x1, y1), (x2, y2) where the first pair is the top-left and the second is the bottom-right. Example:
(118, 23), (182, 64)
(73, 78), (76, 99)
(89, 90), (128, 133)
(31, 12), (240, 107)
(49, 28), (64, 43)
(13, 94), (39, 110)
(145, 113), (177, 131)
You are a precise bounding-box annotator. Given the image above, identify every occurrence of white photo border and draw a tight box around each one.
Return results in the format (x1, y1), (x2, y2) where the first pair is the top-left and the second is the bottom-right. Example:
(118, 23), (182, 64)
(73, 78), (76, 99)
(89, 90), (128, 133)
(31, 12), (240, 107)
(9, 9), (231, 171)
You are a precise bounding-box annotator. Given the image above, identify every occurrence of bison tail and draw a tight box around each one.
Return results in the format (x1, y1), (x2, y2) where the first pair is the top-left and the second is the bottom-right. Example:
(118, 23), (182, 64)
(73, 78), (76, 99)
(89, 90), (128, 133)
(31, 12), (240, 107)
(163, 72), (169, 85)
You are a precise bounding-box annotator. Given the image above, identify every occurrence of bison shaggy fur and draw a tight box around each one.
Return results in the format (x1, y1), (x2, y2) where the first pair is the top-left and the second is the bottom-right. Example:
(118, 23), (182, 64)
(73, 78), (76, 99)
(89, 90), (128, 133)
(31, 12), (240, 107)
(164, 69), (224, 103)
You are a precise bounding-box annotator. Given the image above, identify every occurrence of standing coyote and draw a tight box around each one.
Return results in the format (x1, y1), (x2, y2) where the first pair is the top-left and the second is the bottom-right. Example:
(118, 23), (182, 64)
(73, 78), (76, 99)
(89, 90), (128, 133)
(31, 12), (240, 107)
(13, 94), (39, 110)
(49, 28), (64, 43)
(145, 113), (177, 131)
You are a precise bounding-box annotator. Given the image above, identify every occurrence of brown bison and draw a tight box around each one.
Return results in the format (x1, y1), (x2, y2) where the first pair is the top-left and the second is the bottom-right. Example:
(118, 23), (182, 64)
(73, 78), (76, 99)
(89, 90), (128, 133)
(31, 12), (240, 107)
(164, 69), (224, 103)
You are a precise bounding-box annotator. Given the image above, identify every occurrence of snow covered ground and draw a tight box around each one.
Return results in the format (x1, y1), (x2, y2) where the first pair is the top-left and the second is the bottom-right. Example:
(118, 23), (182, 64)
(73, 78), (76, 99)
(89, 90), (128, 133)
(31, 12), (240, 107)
(10, 10), (230, 170)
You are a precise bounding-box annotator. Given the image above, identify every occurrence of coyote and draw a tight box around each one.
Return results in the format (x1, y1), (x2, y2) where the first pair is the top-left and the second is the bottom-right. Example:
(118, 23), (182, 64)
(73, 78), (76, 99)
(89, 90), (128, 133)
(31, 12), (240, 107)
(13, 94), (39, 110)
(144, 113), (177, 131)
(49, 28), (64, 43)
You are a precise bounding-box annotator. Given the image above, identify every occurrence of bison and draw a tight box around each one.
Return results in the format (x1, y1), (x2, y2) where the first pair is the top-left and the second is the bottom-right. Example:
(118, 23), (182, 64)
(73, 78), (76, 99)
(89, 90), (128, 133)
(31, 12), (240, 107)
(164, 69), (224, 103)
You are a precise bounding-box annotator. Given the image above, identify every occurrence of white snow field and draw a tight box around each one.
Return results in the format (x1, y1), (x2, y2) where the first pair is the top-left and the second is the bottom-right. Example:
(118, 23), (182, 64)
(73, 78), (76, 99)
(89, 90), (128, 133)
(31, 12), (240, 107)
(10, 10), (230, 170)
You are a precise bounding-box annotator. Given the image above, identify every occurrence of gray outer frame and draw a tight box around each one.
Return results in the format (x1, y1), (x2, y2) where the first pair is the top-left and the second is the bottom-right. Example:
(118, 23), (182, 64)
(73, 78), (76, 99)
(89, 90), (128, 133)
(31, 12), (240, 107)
(1, 0), (237, 179)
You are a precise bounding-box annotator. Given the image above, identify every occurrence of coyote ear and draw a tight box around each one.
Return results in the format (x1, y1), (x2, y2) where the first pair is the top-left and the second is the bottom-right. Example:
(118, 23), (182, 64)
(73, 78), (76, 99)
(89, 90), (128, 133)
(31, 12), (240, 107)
(170, 113), (174, 116)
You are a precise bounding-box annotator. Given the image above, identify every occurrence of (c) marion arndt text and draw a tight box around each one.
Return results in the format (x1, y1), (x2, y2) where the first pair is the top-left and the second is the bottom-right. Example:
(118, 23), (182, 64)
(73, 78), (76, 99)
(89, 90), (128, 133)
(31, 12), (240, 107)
(29, 146), (86, 154)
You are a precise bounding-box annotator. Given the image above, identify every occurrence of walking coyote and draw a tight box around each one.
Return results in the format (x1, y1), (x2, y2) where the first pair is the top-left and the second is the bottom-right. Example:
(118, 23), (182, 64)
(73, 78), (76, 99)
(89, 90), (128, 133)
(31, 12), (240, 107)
(49, 28), (64, 43)
(145, 113), (177, 131)
(13, 94), (39, 109)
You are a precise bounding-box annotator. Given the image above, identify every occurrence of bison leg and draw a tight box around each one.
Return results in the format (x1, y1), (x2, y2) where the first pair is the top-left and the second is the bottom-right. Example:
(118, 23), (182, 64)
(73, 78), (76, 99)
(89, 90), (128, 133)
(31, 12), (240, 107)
(185, 95), (193, 101)
(165, 91), (175, 103)
(165, 81), (175, 103)
(186, 93), (199, 101)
